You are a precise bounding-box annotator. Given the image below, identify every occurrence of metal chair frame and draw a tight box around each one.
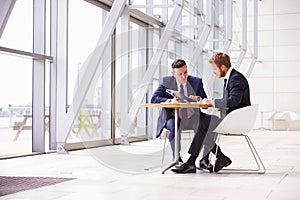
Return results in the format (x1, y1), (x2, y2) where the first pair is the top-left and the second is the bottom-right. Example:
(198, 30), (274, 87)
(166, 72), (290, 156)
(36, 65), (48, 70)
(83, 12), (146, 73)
(213, 104), (266, 174)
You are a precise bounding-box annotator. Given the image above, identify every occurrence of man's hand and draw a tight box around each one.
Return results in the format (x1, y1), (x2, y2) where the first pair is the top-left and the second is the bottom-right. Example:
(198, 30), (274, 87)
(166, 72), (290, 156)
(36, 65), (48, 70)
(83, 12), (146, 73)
(188, 95), (201, 102)
(167, 97), (182, 103)
(202, 98), (213, 105)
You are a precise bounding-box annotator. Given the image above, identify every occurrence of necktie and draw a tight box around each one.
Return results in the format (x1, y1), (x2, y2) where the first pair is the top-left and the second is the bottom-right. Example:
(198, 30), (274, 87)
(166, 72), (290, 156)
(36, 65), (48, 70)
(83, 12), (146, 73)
(179, 84), (188, 125)
(223, 79), (227, 98)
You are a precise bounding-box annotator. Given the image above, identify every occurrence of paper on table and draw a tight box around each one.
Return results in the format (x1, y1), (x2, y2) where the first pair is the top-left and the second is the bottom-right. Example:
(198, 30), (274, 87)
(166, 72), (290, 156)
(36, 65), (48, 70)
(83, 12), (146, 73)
(166, 89), (198, 103)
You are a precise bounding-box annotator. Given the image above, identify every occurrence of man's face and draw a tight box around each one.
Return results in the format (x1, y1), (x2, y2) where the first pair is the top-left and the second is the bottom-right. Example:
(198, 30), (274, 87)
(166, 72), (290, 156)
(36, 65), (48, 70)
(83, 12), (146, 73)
(211, 63), (226, 78)
(172, 65), (188, 84)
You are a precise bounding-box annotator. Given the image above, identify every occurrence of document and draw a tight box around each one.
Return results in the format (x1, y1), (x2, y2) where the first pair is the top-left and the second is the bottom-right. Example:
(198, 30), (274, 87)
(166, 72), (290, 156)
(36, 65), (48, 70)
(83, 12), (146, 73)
(166, 89), (198, 103)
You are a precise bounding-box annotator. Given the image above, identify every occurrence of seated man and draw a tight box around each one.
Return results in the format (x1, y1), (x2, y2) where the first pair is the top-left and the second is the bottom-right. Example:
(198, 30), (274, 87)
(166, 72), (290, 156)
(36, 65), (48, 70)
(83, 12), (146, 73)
(151, 59), (207, 161)
(172, 52), (251, 173)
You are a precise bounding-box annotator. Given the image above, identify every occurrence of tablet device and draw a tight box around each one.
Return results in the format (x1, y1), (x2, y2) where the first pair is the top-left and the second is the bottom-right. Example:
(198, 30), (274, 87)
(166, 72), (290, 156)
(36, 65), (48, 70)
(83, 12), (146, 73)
(166, 89), (197, 103)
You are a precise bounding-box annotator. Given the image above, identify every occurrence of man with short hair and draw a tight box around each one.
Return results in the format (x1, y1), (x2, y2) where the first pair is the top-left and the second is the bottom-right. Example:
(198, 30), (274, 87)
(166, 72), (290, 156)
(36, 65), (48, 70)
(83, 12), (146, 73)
(151, 59), (207, 161)
(172, 52), (251, 173)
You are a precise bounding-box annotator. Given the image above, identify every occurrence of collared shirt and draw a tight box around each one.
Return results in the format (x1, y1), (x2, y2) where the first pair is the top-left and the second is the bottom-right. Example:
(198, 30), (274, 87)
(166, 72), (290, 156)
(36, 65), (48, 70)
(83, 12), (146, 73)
(224, 67), (233, 89)
(212, 67), (233, 107)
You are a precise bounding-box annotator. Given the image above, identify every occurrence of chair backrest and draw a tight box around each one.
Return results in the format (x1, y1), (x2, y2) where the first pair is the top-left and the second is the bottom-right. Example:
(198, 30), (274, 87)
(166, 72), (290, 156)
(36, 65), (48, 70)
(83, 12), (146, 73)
(214, 104), (258, 135)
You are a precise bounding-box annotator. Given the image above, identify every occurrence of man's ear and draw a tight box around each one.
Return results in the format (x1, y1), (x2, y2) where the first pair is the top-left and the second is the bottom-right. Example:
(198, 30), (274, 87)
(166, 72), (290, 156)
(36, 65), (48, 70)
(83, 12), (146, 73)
(171, 70), (175, 76)
(220, 65), (226, 72)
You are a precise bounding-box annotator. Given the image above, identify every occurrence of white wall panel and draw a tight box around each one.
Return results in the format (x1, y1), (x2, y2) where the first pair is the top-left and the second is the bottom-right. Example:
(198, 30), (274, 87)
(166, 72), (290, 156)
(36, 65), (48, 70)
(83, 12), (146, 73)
(274, 46), (300, 61)
(274, 93), (300, 111)
(251, 61), (274, 77)
(258, 0), (274, 15)
(258, 15), (274, 31)
(274, 61), (300, 77)
(274, 77), (300, 93)
(274, 0), (300, 14)
(249, 77), (274, 93)
(257, 46), (274, 61)
(274, 29), (300, 46)
(251, 93), (274, 112)
(274, 14), (300, 30)
(258, 30), (274, 46)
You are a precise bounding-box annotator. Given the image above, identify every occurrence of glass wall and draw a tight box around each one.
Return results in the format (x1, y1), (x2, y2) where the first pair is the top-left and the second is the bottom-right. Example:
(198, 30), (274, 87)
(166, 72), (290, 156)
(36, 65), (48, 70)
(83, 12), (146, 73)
(0, 1), (33, 157)
(66, 0), (105, 146)
(0, 0), (256, 158)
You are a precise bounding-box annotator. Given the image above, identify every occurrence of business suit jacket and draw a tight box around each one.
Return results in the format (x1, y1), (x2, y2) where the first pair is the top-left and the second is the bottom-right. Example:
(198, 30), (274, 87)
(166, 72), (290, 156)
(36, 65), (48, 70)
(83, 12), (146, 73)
(188, 68), (251, 158)
(151, 75), (207, 138)
(215, 68), (251, 116)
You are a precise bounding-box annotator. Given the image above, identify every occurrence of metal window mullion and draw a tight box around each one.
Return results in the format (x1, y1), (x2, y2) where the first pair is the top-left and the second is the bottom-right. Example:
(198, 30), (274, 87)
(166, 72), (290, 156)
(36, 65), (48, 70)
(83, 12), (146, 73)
(32, 0), (46, 152)
(222, 0), (232, 52)
(246, 0), (258, 78)
(54, 0), (69, 153)
(235, 0), (247, 69)
(119, 7), (130, 141)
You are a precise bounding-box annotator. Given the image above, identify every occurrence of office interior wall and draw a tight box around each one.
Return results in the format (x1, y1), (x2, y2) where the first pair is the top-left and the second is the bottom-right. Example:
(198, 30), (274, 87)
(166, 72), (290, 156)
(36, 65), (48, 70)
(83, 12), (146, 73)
(250, 0), (300, 130)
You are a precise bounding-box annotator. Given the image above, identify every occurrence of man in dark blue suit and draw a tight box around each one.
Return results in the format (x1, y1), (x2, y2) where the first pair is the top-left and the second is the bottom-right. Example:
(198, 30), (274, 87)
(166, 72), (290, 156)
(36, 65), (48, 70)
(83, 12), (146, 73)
(151, 59), (207, 161)
(172, 52), (251, 173)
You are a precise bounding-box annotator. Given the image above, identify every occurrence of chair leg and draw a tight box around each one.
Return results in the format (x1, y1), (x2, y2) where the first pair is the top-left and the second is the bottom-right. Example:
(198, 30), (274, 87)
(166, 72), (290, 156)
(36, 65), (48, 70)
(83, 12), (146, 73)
(244, 134), (266, 174)
(161, 134), (167, 166)
(216, 134), (266, 174)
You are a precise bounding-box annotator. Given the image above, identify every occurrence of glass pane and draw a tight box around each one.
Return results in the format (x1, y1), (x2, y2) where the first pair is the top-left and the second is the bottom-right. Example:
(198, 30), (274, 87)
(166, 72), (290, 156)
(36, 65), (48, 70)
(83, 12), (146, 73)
(114, 21), (149, 141)
(0, 1), (33, 52)
(0, 54), (32, 157)
(66, 1), (109, 146)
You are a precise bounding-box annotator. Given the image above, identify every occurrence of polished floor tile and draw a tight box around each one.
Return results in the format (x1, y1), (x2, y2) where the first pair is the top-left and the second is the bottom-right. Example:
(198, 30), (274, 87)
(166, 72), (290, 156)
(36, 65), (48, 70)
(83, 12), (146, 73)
(0, 130), (300, 200)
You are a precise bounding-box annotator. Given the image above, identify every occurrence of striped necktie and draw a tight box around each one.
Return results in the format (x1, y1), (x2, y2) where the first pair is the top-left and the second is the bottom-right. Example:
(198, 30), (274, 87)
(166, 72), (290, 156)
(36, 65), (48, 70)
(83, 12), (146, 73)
(179, 84), (188, 125)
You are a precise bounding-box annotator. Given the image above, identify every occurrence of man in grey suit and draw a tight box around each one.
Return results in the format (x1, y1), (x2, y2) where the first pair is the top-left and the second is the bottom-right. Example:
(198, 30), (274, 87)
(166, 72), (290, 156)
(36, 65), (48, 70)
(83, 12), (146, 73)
(151, 59), (207, 161)
(172, 52), (251, 173)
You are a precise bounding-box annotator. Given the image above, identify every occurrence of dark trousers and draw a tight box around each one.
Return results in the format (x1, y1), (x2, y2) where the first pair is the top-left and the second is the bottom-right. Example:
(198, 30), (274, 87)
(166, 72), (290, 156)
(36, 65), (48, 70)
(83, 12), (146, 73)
(187, 114), (222, 163)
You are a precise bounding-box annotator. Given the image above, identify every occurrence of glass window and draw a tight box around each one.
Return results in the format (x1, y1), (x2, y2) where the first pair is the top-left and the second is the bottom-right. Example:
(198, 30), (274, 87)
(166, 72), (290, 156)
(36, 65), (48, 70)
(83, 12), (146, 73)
(0, 54), (33, 157)
(0, 1), (33, 52)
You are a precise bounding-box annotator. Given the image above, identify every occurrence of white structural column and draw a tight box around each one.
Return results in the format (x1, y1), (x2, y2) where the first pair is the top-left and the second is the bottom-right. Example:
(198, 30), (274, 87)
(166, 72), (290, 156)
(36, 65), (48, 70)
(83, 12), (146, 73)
(56, 0), (126, 153)
(32, 0), (46, 152)
(49, 1), (58, 150)
(190, 0), (213, 97)
(119, 7), (130, 144)
(246, 0), (258, 78)
(126, 0), (184, 136)
(235, 0), (247, 69)
(0, 0), (16, 38)
(52, 0), (68, 153)
(101, 11), (112, 141)
(190, 0), (213, 74)
(222, 0), (232, 52)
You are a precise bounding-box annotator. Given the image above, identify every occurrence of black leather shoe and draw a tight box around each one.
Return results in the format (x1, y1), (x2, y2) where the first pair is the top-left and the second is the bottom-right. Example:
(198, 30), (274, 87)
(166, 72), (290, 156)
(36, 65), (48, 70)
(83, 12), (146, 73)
(198, 158), (213, 172)
(214, 155), (232, 173)
(171, 162), (196, 174)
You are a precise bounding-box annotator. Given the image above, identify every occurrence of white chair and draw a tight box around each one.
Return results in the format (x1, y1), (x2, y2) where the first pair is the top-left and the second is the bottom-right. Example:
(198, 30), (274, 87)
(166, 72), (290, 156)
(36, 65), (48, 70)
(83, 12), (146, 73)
(213, 104), (266, 174)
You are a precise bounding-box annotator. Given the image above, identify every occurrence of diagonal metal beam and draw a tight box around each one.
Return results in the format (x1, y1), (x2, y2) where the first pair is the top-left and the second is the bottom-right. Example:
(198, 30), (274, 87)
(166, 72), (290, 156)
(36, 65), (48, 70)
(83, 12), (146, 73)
(0, 0), (16, 38)
(56, 0), (126, 152)
(190, 0), (213, 77)
(125, 0), (184, 135)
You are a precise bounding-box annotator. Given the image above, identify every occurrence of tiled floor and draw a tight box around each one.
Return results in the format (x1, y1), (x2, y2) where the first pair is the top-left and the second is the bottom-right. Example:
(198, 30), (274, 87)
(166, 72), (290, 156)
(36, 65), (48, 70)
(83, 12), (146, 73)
(0, 130), (300, 200)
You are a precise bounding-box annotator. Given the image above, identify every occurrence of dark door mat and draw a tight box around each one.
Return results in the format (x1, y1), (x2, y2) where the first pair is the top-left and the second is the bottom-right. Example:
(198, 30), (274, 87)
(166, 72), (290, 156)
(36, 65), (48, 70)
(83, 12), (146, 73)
(0, 176), (75, 196)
